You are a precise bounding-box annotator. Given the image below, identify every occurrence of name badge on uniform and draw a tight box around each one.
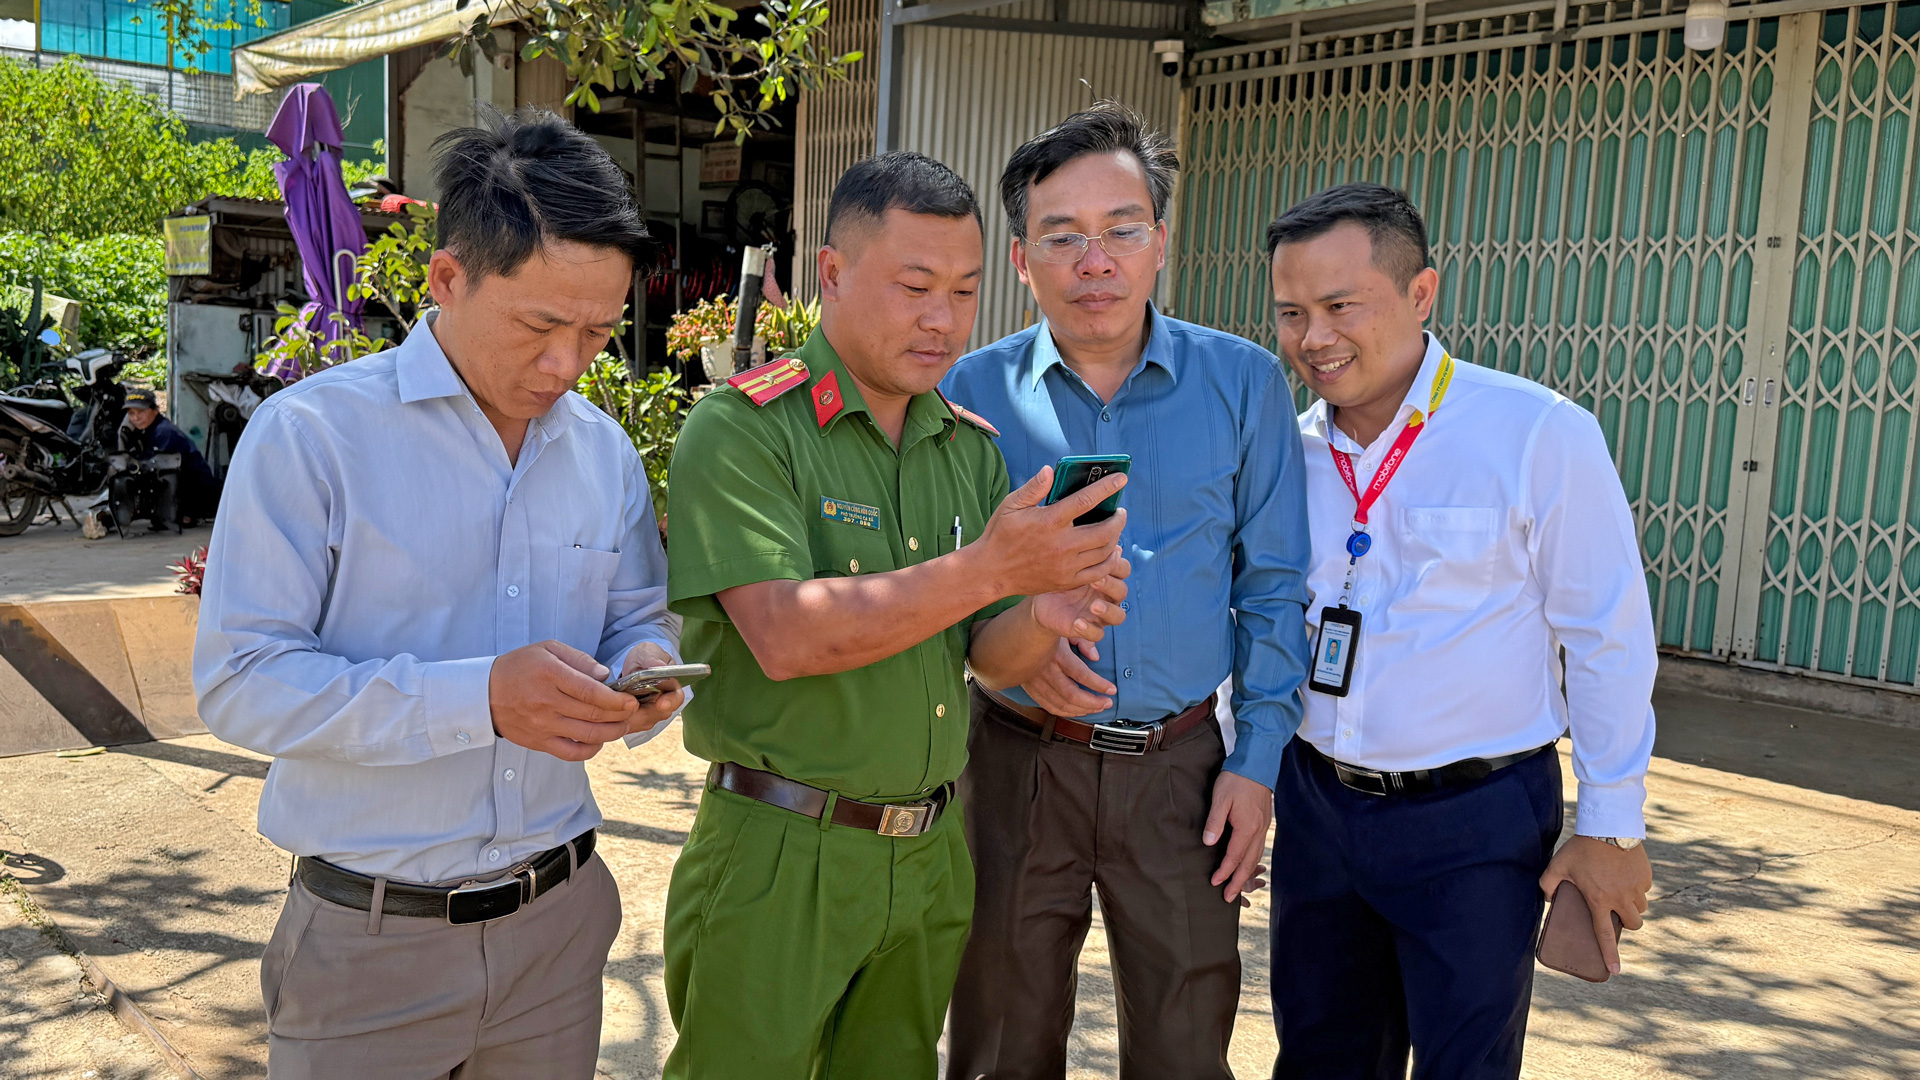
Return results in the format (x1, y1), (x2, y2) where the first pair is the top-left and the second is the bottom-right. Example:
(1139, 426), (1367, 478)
(821, 497), (882, 530)
(1309, 605), (1362, 697)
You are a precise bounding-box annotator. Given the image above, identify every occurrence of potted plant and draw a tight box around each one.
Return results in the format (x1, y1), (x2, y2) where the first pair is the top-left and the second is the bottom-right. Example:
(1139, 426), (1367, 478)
(667, 295), (765, 384)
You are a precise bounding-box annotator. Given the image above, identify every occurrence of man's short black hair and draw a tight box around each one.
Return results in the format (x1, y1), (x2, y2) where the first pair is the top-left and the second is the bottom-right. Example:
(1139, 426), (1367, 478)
(431, 106), (650, 280)
(1265, 183), (1431, 289)
(824, 151), (981, 246)
(999, 101), (1178, 239)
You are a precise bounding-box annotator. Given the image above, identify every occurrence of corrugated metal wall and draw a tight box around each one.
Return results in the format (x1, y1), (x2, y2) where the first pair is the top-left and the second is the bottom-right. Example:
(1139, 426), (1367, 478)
(898, 1), (1187, 345)
(1176, 0), (1920, 694)
(794, 0), (881, 299)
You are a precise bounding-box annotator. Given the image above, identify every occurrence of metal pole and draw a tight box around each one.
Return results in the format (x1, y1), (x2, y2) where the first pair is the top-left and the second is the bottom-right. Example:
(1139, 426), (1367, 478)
(874, 0), (905, 153)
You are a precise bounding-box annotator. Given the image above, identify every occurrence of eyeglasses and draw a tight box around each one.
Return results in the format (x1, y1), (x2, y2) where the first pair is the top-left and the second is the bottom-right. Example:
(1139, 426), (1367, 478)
(1022, 221), (1161, 264)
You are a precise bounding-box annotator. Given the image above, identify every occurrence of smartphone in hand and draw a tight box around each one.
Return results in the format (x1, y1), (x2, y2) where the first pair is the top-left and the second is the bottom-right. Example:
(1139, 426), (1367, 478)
(1046, 454), (1132, 526)
(610, 663), (711, 702)
(1536, 880), (1623, 983)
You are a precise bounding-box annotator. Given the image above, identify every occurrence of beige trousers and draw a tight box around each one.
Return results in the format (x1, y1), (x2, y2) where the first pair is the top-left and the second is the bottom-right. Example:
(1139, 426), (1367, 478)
(260, 853), (622, 1080)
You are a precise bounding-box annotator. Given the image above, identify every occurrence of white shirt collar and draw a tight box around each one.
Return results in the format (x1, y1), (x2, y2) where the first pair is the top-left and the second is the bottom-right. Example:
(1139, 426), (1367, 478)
(394, 310), (575, 439)
(1305, 331), (1448, 454)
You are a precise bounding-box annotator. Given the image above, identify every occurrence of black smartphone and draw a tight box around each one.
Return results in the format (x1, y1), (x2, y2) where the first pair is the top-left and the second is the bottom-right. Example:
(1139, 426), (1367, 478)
(1045, 454), (1132, 526)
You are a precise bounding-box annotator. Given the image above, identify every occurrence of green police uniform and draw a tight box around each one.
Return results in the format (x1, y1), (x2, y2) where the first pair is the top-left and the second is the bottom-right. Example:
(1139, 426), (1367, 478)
(663, 328), (1014, 1080)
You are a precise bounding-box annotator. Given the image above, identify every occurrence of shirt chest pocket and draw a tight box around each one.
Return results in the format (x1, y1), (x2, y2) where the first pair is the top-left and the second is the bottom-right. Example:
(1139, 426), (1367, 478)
(555, 546), (621, 653)
(808, 516), (897, 578)
(1397, 506), (1500, 612)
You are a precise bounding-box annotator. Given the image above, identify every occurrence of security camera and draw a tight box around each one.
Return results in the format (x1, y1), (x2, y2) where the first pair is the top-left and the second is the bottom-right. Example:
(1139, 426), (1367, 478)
(1153, 38), (1184, 77)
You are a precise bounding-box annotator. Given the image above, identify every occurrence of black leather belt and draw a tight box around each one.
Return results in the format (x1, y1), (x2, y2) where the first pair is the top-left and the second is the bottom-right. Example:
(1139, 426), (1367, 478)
(977, 685), (1217, 755)
(710, 762), (953, 837)
(1304, 741), (1552, 797)
(294, 830), (595, 925)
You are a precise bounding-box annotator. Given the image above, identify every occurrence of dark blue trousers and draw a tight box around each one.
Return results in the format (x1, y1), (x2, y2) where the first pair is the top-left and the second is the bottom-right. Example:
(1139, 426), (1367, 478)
(1269, 739), (1563, 1080)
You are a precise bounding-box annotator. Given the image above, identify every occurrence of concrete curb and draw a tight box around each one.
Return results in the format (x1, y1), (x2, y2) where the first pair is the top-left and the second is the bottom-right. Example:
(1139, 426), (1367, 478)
(1658, 654), (1920, 731)
(74, 947), (209, 1080)
(0, 596), (206, 757)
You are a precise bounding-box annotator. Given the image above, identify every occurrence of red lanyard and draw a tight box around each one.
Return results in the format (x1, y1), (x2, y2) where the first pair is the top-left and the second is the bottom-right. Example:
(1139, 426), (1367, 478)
(1328, 350), (1455, 533)
(1330, 421), (1425, 529)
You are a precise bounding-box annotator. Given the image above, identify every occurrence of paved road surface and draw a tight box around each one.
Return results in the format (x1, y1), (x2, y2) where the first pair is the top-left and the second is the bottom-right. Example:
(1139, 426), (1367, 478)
(0, 689), (1914, 1079)
(0, 519), (205, 605)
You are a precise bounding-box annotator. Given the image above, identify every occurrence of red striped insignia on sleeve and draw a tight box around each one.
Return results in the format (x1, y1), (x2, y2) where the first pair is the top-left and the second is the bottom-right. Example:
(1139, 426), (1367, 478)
(726, 356), (811, 406)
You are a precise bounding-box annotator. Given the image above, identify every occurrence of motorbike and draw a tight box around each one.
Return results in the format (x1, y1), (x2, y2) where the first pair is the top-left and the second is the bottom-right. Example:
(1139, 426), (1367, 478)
(0, 348), (144, 537)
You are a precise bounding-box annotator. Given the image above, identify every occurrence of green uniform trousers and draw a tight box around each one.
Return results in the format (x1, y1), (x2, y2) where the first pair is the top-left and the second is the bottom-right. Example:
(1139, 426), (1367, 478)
(663, 782), (975, 1080)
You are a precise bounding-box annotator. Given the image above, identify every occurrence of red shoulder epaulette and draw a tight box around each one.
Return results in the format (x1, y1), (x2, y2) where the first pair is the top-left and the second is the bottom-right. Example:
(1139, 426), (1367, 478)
(726, 356), (810, 406)
(939, 391), (1001, 437)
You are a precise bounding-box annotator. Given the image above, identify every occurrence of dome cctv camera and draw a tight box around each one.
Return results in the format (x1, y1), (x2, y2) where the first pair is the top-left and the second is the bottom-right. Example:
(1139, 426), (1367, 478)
(1153, 38), (1184, 77)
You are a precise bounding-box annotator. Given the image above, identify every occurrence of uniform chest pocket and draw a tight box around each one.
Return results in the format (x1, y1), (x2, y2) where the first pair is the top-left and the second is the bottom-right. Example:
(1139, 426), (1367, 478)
(1398, 506), (1500, 612)
(808, 521), (896, 579)
(556, 546), (621, 652)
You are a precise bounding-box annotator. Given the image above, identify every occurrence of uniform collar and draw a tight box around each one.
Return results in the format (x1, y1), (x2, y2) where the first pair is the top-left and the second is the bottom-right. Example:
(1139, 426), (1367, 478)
(1024, 303), (1179, 391)
(802, 329), (955, 446)
(1306, 331), (1446, 453)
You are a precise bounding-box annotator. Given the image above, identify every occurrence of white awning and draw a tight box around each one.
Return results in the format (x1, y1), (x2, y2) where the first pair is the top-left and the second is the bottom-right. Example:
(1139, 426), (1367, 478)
(232, 0), (526, 98)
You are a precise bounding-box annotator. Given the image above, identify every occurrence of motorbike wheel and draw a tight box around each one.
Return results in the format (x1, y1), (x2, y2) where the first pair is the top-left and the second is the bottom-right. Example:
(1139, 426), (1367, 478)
(0, 435), (46, 537)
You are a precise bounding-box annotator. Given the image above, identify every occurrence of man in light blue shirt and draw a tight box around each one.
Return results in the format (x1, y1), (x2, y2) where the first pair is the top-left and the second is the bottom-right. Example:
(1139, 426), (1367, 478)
(941, 102), (1312, 1079)
(194, 108), (684, 1078)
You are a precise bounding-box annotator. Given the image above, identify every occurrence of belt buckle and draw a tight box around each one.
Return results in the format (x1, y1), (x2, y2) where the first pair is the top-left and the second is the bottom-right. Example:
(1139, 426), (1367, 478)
(877, 802), (932, 837)
(1335, 763), (1391, 796)
(446, 867), (530, 925)
(1089, 720), (1157, 755)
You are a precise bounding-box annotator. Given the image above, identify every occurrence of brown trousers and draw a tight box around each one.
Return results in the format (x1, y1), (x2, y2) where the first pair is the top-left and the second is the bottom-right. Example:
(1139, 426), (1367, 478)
(947, 686), (1243, 1080)
(260, 852), (622, 1080)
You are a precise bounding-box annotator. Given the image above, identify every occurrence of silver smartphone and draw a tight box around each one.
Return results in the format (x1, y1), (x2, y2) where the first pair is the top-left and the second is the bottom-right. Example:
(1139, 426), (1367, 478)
(610, 663), (711, 701)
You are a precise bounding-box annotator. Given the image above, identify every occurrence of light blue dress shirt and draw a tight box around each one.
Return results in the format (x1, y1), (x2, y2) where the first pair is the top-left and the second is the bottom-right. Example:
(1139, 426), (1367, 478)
(941, 308), (1312, 786)
(193, 319), (677, 883)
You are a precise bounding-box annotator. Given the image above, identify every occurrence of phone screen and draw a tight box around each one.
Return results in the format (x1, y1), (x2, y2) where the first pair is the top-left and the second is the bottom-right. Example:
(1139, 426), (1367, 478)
(1045, 455), (1132, 526)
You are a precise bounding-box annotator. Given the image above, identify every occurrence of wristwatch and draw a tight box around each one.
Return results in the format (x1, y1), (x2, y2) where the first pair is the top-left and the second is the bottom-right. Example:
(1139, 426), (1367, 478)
(1595, 836), (1643, 850)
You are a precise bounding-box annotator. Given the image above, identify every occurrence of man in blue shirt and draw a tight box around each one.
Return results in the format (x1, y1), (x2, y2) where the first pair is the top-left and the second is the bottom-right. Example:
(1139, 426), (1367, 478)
(941, 102), (1312, 1079)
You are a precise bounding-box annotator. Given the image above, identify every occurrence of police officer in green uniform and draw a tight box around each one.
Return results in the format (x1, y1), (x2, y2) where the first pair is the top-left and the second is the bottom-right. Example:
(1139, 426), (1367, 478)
(663, 152), (1134, 1080)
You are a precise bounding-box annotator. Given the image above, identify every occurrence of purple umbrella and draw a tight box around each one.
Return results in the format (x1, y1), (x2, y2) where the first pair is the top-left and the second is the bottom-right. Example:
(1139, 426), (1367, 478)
(265, 84), (367, 381)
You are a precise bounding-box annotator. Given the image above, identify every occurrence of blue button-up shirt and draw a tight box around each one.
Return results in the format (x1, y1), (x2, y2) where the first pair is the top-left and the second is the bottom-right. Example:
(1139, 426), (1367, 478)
(941, 308), (1311, 785)
(193, 319), (677, 883)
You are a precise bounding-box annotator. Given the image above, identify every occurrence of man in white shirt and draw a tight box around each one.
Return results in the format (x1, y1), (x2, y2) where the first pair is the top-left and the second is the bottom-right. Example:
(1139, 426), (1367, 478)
(1263, 182), (1656, 1079)
(194, 108), (684, 1078)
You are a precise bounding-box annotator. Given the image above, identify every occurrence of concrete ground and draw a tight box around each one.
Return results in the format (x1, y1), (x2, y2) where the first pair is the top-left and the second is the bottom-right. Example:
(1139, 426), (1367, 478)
(0, 689), (1914, 1079)
(0, 518), (206, 605)
(0, 871), (170, 1079)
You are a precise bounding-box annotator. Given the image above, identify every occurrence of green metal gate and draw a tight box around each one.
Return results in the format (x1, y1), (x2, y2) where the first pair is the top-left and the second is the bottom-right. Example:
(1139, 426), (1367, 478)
(1176, 0), (1920, 692)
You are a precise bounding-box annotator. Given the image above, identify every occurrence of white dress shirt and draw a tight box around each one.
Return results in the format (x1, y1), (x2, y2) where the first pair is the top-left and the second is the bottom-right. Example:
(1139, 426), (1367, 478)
(1296, 333), (1657, 838)
(194, 319), (678, 882)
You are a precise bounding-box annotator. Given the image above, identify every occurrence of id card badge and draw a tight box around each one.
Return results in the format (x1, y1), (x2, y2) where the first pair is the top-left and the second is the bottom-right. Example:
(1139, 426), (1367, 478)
(1308, 605), (1362, 697)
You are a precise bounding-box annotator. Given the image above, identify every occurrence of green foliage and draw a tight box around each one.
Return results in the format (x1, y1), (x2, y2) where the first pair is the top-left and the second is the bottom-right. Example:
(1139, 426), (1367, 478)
(0, 58), (384, 239)
(577, 355), (688, 515)
(254, 302), (394, 380)
(345, 201), (437, 332)
(138, 0), (267, 75)
(0, 232), (167, 354)
(0, 294), (59, 390)
(449, 0), (860, 139)
(760, 297), (819, 353)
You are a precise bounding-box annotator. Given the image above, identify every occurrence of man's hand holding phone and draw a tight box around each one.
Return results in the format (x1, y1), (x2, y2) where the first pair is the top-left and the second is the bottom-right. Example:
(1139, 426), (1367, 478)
(489, 640), (639, 762)
(614, 642), (691, 742)
(972, 465), (1130, 598)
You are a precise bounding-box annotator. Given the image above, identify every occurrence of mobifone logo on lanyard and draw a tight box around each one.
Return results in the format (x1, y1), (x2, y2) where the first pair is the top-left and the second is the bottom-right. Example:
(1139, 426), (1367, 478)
(1309, 351), (1455, 697)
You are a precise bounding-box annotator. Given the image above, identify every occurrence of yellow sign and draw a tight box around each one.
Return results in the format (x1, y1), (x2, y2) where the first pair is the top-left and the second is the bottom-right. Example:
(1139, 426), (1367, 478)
(164, 215), (212, 276)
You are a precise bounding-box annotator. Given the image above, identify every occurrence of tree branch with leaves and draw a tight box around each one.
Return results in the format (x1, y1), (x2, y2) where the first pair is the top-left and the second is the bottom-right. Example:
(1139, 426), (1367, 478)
(448, 0), (862, 138)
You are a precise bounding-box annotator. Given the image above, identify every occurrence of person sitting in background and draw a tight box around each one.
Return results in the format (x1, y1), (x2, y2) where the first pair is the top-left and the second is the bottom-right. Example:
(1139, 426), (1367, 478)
(120, 389), (217, 526)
